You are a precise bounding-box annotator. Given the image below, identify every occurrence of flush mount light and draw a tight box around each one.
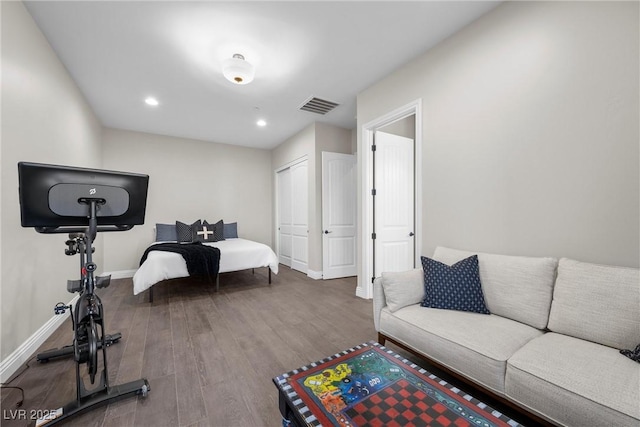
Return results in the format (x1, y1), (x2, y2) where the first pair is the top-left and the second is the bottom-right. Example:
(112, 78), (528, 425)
(256, 119), (267, 127)
(144, 97), (159, 106)
(222, 54), (255, 85)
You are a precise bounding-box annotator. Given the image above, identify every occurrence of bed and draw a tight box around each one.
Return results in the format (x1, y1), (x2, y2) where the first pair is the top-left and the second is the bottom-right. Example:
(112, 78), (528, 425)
(133, 221), (279, 298)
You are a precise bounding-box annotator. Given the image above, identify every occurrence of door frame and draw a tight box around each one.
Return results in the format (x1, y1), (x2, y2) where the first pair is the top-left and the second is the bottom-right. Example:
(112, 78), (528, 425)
(274, 155), (308, 268)
(358, 99), (422, 299)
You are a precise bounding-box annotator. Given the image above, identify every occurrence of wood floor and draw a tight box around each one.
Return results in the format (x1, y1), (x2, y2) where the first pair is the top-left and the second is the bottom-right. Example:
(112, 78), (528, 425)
(1, 267), (377, 427)
(1, 266), (534, 427)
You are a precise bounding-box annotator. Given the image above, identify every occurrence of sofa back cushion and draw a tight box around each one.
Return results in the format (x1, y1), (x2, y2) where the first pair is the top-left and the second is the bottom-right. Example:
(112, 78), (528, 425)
(548, 258), (640, 349)
(433, 247), (558, 329)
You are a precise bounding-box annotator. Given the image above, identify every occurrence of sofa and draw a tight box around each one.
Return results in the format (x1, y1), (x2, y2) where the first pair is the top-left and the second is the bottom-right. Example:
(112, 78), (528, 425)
(373, 246), (640, 427)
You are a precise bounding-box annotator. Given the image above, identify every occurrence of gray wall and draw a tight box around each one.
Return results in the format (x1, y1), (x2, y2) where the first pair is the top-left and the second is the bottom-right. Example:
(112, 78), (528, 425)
(357, 0), (639, 280)
(1, 2), (103, 360)
(101, 128), (273, 272)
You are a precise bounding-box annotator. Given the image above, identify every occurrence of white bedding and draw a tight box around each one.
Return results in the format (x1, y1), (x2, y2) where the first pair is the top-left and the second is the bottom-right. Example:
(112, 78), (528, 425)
(132, 238), (279, 295)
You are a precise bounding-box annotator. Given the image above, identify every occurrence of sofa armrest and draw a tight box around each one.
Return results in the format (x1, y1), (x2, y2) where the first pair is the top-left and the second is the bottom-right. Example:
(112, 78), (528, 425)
(373, 277), (386, 331)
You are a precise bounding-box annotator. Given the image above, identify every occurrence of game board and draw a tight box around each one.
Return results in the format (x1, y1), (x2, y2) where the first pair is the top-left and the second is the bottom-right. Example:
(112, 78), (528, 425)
(273, 342), (521, 427)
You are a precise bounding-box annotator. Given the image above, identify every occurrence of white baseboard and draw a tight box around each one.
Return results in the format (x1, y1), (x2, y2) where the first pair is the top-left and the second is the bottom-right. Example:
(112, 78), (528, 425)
(307, 270), (323, 280)
(0, 294), (79, 383)
(102, 269), (136, 279)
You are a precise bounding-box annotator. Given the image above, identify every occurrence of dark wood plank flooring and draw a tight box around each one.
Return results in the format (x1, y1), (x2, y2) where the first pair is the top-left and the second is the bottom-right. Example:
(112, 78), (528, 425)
(1, 267), (376, 427)
(1, 266), (536, 426)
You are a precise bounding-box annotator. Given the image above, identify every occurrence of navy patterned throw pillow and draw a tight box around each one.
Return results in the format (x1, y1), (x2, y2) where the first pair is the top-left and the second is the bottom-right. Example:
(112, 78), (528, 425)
(420, 255), (490, 314)
(620, 344), (640, 363)
(212, 219), (225, 242)
(176, 220), (199, 243)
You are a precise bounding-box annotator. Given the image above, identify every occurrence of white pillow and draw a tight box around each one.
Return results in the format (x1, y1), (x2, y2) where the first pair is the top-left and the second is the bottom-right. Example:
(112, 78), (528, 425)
(381, 269), (424, 312)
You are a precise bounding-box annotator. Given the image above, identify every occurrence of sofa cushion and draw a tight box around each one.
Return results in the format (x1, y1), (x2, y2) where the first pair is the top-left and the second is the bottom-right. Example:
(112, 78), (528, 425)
(381, 269), (424, 313)
(506, 333), (640, 427)
(420, 255), (489, 314)
(548, 258), (640, 350)
(433, 247), (557, 329)
(378, 305), (543, 394)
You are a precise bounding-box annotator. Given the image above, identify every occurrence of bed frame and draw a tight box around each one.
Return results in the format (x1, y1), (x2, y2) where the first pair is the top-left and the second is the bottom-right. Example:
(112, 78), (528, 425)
(147, 266), (272, 302)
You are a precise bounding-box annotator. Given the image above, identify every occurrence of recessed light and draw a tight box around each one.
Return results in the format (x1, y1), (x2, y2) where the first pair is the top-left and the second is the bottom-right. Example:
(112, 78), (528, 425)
(256, 119), (267, 127)
(145, 97), (159, 106)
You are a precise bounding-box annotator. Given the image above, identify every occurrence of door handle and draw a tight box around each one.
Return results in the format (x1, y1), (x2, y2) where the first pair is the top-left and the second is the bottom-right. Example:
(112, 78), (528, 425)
(324, 230), (332, 234)
(409, 232), (415, 237)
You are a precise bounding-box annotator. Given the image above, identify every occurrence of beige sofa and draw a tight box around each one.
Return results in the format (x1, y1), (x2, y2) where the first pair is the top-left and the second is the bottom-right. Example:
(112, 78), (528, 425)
(373, 247), (640, 427)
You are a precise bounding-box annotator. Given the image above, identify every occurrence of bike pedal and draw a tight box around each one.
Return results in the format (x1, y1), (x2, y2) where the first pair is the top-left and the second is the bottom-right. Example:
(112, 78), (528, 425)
(96, 274), (111, 289)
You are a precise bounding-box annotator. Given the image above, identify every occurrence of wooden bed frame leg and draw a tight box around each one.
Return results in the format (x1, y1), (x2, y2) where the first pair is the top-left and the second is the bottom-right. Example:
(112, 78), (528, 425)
(216, 275), (219, 292)
(149, 287), (154, 303)
(269, 268), (271, 285)
(252, 268), (255, 274)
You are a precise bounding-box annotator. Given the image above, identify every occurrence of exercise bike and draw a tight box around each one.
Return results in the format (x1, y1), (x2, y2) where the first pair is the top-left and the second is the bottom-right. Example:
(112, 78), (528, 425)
(36, 231), (121, 364)
(18, 162), (150, 425)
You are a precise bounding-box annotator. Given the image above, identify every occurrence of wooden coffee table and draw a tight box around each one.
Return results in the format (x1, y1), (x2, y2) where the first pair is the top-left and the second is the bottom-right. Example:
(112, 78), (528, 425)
(273, 342), (522, 427)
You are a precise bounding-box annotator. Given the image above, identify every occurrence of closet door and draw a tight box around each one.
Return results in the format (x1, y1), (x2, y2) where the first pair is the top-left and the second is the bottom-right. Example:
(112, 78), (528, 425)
(277, 168), (292, 267)
(290, 160), (308, 273)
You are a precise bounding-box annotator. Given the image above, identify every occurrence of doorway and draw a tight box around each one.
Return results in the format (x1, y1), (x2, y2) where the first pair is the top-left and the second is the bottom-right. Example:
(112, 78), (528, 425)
(359, 99), (422, 299)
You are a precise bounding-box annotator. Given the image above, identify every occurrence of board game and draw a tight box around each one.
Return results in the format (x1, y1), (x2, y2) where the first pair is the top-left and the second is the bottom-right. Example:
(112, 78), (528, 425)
(273, 342), (521, 427)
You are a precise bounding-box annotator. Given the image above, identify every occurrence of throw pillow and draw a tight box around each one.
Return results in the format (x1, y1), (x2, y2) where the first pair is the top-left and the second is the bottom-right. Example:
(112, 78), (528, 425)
(381, 269), (424, 312)
(192, 220), (217, 243)
(421, 255), (490, 314)
(155, 223), (177, 242)
(212, 219), (225, 242)
(223, 222), (238, 239)
(620, 344), (640, 363)
(176, 220), (199, 243)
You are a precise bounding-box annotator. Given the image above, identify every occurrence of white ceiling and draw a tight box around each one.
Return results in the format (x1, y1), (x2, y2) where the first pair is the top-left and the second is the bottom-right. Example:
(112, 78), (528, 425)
(24, 1), (500, 150)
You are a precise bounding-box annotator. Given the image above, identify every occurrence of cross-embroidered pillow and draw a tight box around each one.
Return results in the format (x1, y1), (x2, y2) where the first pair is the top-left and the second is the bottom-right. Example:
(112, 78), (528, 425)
(421, 255), (490, 314)
(192, 220), (217, 243)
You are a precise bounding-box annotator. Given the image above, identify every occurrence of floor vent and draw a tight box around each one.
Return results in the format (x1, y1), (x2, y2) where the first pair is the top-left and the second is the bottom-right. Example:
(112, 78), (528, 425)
(299, 96), (339, 115)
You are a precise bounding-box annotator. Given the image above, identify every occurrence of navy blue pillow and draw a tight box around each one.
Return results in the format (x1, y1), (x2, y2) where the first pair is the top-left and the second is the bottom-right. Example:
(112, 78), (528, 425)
(155, 223), (177, 242)
(223, 222), (238, 239)
(420, 255), (490, 314)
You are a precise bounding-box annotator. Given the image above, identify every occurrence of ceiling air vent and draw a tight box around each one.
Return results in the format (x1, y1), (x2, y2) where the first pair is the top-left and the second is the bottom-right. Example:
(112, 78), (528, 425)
(299, 96), (339, 115)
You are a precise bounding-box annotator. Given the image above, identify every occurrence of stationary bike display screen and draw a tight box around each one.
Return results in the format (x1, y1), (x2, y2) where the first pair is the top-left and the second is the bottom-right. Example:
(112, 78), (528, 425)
(18, 161), (149, 232)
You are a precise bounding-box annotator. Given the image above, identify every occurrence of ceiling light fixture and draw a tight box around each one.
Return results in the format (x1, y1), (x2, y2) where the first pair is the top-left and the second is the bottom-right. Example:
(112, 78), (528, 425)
(144, 97), (159, 106)
(256, 119), (267, 127)
(222, 54), (255, 85)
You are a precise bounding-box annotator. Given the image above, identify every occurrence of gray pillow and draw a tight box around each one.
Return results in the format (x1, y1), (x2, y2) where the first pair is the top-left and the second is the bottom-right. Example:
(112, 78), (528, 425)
(155, 223), (177, 242)
(223, 222), (238, 239)
(381, 269), (424, 312)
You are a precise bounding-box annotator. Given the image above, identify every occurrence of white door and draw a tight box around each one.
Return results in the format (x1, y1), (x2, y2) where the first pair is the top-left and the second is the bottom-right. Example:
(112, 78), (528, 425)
(277, 168), (292, 267)
(374, 131), (415, 276)
(322, 152), (357, 279)
(290, 160), (309, 273)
